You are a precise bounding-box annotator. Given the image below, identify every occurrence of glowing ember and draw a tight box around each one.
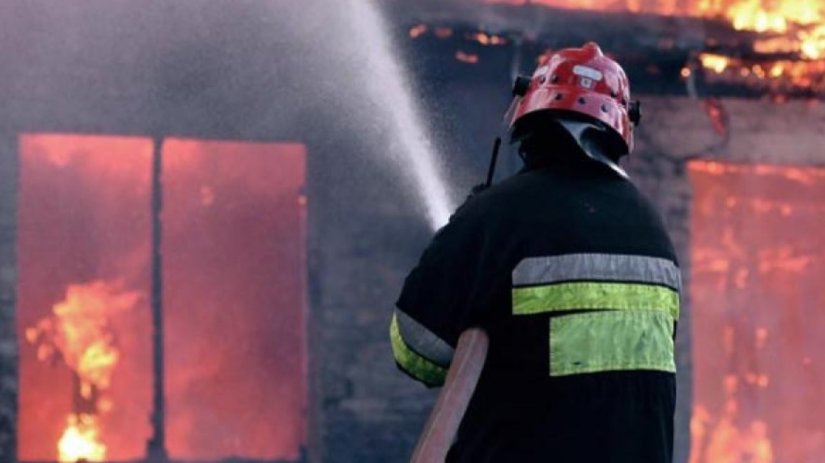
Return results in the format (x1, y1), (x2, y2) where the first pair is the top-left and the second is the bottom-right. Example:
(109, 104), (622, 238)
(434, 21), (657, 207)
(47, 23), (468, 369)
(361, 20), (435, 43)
(701, 98), (730, 139)
(466, 31), (507, 46)
(409, 24), (427, 39)
(434, 27), (454, 39)
(58, 414), (106, 462)
(455, 50), (480, 63)
(26, 281), (141, 461)
(701, 54), (731, 75)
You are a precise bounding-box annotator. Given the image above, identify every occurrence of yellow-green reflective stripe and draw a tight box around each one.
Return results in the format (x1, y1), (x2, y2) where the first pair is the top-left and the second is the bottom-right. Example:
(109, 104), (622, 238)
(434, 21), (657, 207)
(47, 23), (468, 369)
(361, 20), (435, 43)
(390, 314), (447, 386)
(549, 310), (676, 376)
(512, 281), (680, 319)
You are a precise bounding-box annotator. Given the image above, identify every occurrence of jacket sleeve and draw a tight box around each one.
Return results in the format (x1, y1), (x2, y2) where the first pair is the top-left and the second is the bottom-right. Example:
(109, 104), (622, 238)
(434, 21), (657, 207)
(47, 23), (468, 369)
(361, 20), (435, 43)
(391, 199), (514, 387)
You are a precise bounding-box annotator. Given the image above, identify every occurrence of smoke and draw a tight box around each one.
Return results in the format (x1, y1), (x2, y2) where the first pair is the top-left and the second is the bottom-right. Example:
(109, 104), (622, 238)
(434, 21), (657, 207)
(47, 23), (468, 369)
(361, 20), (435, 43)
(342, 0), (454, 228)
(7, 1), (459, 459)
(275, 0), (457, 229)
(1, 1), (457, 229)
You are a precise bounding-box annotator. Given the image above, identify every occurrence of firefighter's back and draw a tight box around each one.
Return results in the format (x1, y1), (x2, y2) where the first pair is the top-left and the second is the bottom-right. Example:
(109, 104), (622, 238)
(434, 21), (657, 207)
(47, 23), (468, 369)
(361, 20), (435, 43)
(448, 161), (679, 463)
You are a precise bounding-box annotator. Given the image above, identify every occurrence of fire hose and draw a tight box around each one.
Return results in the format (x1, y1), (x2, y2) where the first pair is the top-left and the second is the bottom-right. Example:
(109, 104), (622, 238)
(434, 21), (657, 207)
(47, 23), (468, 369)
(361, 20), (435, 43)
(410, 328), (490, 463)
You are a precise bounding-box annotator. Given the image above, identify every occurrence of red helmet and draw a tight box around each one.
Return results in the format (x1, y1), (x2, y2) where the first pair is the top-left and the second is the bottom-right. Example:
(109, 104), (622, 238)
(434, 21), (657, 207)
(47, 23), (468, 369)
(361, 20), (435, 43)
(509, 42), (640, 155)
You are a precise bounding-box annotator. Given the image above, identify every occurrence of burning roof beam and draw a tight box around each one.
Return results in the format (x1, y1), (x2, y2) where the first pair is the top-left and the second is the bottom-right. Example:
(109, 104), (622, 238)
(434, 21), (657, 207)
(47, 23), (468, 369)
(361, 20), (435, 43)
(398, 3), (825, 98)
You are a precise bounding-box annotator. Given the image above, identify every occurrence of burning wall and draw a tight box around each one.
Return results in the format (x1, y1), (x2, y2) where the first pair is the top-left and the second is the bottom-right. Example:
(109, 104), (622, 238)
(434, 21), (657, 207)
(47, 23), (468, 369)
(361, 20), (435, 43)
(406, 0), (825, 97)
(487, 0), (825, 47)
(17, 134), (307, 461)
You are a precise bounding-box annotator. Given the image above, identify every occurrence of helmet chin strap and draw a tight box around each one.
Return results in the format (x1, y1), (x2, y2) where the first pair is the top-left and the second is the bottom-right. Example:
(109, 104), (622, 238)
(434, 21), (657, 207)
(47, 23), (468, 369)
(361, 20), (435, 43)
(557, 119), (629, 179)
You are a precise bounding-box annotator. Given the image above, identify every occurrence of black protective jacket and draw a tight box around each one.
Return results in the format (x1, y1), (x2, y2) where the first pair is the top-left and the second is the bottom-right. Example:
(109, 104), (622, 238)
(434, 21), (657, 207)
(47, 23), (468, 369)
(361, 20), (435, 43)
(393, 155), (680, 463)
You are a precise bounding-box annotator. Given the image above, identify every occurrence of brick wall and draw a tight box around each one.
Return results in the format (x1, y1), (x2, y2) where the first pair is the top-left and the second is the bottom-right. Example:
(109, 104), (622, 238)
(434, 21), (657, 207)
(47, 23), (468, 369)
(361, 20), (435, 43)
(0, 133), (18, 462)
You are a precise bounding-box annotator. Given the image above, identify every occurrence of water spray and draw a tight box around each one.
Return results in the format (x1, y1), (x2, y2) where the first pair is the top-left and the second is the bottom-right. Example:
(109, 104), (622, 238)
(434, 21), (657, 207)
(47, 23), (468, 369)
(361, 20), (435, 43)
(343, 0), (454, 229)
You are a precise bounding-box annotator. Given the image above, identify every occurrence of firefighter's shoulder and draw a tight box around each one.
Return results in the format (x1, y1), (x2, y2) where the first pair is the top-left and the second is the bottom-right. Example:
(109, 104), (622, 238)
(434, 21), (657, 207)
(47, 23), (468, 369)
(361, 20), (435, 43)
(449, 172), (535, 223)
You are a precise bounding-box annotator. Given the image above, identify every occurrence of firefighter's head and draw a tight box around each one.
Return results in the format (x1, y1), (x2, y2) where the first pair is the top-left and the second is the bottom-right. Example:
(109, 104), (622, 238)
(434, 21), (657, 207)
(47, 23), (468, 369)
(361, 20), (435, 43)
(508, 42), (640, 168)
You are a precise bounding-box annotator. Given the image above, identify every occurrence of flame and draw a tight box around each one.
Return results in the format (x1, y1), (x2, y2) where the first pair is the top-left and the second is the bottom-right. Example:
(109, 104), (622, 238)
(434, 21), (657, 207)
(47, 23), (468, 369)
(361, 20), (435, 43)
(728, 1), (818, 31)
(690, 361), (775, 462)
(692, 394), (775, 462)
(58, 414), (106, 462)
(26, 281), (141, 462)
(727, 1), (825, 60)
(483, 0), (825, 89)
(484, 0), (823, 23)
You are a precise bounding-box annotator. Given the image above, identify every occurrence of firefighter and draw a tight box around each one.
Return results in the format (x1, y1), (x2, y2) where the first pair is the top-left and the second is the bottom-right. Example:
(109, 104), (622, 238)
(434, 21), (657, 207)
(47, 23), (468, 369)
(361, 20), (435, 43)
(390, 42), (680, 463)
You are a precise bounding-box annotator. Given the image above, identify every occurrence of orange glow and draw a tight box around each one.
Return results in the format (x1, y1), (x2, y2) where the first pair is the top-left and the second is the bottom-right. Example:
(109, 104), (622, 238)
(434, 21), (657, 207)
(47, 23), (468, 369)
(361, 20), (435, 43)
(689, 161), (825, 462)
(162, 138), (307, 460)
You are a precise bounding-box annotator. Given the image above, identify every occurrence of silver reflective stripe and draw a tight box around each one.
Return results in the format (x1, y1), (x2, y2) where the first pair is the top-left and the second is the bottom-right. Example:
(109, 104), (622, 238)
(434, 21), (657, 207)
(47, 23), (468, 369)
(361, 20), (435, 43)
(513, 253), (681, 290)
(394, 309), (454, 367)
